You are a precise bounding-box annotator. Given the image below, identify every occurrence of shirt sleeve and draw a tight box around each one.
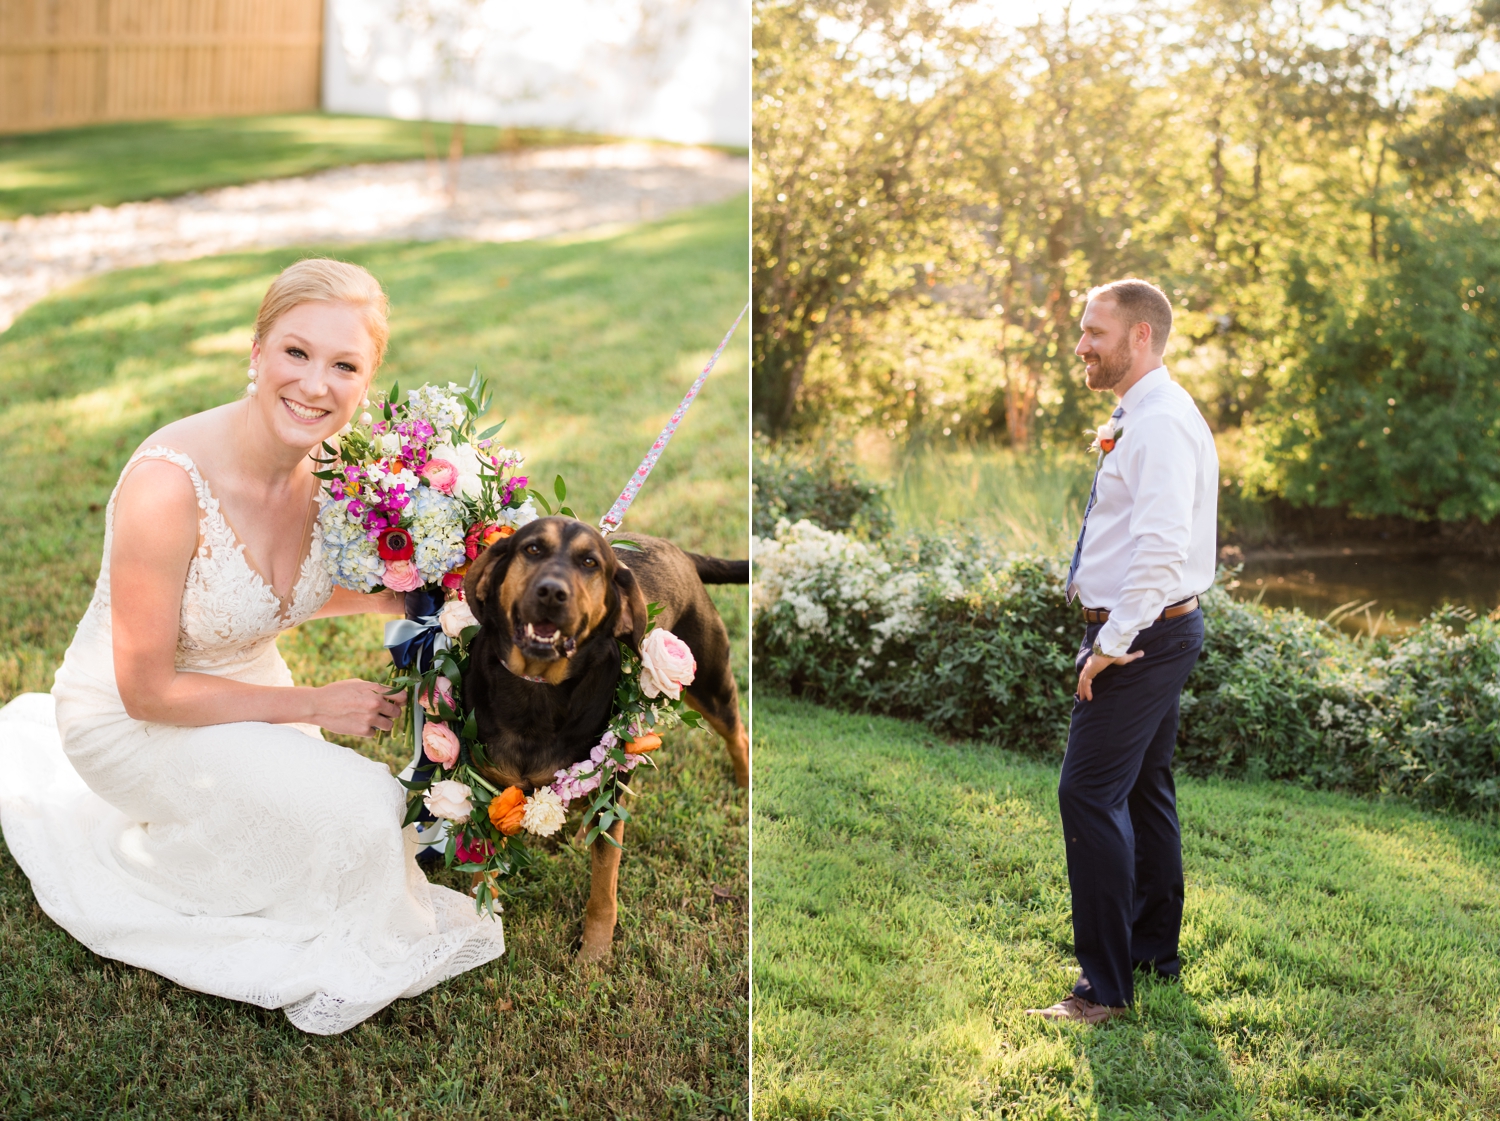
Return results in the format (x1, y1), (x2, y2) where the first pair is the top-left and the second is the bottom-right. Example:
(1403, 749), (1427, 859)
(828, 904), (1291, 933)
(1094, 411), (1199, 657)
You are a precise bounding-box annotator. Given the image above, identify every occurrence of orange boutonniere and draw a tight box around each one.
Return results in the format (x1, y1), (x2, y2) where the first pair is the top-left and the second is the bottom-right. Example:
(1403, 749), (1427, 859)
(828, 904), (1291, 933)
(1088, 419), (1122, 456)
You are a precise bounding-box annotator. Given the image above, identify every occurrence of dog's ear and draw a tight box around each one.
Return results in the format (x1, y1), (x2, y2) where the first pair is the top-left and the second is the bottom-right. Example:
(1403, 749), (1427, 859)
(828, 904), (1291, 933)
(612, 561), (648, 651)
(464, 533), (517, 617)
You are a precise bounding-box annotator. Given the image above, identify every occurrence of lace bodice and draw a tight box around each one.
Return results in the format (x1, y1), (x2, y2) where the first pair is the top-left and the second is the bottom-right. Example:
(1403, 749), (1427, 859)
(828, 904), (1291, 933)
(85, 446), (333, 675)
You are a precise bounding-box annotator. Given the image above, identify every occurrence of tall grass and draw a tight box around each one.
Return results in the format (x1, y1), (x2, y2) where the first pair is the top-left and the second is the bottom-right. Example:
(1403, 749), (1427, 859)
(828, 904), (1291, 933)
(880, 443), (1093, 554)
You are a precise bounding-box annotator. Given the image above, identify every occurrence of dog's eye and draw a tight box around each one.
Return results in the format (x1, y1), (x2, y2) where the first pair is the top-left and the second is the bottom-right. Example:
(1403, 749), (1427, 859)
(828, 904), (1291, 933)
(524, 542), (543, 556)
(581, 555), (598, 569)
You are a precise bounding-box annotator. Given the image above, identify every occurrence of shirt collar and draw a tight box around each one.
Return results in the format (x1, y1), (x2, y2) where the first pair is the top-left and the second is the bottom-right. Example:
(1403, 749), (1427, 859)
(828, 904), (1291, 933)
(1117, 365), (1169, 416)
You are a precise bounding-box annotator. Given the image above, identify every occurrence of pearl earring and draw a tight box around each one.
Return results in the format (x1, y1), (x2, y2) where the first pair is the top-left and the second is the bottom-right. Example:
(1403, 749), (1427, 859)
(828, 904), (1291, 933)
(246, 366), (258, 397)
(362, 394), (371, 408)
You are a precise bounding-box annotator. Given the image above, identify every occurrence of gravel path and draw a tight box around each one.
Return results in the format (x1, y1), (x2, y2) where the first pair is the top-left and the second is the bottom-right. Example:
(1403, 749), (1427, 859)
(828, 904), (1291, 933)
(0, 143), (748, 331)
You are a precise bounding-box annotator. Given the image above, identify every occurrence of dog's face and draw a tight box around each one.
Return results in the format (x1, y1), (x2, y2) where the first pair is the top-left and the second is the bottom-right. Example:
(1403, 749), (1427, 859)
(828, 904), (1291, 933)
(463, 517), (647, 684)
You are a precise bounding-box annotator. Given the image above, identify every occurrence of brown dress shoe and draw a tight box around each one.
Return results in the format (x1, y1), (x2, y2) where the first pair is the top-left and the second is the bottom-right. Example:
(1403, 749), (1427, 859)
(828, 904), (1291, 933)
(1024, 995), (1129, 1024)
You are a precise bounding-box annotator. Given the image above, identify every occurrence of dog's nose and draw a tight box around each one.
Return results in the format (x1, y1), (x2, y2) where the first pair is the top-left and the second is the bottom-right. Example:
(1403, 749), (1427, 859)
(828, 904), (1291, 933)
(534, 577), (569, 605)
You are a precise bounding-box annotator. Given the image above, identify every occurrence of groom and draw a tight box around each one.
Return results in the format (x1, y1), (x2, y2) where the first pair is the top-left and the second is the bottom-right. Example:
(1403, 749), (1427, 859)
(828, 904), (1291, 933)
(1027, 278), (1218, 1024)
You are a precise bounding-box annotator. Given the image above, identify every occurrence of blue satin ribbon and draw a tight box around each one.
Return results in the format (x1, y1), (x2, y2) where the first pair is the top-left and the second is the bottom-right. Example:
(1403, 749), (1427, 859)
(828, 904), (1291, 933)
(385, 587), (455, 838)
(384, 614), (451, 672)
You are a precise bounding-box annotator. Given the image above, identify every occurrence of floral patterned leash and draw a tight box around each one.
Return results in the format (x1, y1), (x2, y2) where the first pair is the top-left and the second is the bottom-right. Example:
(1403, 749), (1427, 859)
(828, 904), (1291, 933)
(597, 302), (750, 535)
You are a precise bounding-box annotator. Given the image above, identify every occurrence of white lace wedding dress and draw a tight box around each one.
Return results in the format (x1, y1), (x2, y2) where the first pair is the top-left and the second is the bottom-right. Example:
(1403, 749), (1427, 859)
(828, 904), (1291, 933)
(0, 446), (505, 1034)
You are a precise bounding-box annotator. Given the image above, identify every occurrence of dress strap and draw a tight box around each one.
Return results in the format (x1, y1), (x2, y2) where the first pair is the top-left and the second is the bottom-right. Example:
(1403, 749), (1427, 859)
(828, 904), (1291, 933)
(120, 445), (213, 507)
(113, 445), (226, 556)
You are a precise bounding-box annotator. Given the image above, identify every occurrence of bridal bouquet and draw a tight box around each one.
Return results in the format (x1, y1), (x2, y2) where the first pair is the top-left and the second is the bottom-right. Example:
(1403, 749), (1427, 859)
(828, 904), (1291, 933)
(313, 375), (539, 595)
(393, 610), (702, 916)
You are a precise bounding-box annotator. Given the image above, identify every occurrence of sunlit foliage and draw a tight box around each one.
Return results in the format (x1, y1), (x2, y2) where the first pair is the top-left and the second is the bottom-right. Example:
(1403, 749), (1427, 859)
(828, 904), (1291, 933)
(755, 0), (1500, 520)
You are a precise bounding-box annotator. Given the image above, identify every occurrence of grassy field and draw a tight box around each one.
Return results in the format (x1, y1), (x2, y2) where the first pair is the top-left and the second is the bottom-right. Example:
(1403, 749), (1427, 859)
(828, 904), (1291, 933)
(0, 197), (749, 1118)
(752, 696), (1500, 1119)
(0, 114), (608, 219)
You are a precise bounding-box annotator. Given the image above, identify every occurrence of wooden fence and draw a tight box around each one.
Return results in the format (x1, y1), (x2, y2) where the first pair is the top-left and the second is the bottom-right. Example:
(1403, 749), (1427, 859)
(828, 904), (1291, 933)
(0, 0), (324, 134)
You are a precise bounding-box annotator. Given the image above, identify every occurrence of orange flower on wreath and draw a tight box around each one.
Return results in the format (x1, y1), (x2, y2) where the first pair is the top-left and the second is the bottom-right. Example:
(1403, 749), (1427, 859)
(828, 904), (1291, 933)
(489, 786), (527, 836)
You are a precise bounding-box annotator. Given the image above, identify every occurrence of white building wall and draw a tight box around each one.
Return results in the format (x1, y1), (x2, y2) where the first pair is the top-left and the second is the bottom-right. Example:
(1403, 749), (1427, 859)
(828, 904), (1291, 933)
(323, 0), (749, 149)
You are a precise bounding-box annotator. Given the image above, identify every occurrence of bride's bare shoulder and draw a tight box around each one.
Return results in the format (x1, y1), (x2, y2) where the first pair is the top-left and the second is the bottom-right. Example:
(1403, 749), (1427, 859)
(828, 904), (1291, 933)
(115, 405), (239, 533)
(133, 403), (237, 465)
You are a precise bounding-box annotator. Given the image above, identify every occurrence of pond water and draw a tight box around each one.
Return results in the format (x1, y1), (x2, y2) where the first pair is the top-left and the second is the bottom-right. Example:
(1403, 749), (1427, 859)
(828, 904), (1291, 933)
(1231, 547), (1500, 634)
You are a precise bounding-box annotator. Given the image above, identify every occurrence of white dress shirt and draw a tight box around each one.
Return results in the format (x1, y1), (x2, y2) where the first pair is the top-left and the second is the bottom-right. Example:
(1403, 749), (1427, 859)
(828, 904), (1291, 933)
(1069, 366), (1219, 657)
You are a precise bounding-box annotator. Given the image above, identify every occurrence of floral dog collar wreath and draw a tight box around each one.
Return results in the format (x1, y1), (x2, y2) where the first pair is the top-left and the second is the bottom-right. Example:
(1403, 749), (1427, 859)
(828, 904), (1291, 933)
(390, 606), (701, 916)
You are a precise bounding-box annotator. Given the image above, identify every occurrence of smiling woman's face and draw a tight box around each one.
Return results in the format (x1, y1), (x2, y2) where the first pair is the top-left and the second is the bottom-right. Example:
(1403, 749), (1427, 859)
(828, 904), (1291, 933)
(250, 300), (376, 449)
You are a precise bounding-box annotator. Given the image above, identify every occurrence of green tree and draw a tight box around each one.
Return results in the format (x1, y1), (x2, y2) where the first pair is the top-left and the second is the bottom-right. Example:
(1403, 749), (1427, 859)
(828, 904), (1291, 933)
(751, 0), (975, 433)
(1248, 210), (1500, 520)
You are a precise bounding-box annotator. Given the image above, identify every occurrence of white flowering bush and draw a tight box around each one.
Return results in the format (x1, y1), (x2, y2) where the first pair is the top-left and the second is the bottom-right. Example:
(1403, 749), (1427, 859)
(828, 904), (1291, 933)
(752, 520), (924, 652)
(754, 521), (1500, 815)
(754, 520), (1079, 749)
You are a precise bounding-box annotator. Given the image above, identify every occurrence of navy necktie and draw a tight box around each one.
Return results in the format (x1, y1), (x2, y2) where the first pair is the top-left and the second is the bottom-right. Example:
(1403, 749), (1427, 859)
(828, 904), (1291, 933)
(1065, 405), (1125, 603)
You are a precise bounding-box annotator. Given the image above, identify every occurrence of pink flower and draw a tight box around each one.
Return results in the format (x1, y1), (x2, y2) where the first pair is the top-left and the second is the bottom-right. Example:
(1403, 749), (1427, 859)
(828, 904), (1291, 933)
(422, 721), (461, 767)
(382, 559), (424, 592)
(422, 458), (459, 495)
(455, 832), (493, 864)
(420, 676), (456, 716)
(638, 628), (696, 700)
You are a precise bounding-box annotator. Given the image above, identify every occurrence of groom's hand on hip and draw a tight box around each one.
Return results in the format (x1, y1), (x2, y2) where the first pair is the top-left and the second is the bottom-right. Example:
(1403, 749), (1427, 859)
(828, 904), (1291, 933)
(1076, 650), (1145, 702)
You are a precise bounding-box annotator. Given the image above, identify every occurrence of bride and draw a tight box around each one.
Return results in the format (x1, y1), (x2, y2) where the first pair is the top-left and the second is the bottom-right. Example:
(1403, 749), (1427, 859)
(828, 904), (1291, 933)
(0, 259), (506, 1034)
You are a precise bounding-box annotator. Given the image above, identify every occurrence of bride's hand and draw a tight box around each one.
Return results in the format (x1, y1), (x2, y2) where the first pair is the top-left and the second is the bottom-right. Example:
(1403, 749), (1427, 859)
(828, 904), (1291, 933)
(314, 679), (408, 737)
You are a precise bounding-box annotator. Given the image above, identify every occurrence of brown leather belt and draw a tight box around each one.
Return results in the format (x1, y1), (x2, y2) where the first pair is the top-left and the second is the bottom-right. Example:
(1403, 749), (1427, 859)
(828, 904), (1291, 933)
(1082, 596), (1198, 626)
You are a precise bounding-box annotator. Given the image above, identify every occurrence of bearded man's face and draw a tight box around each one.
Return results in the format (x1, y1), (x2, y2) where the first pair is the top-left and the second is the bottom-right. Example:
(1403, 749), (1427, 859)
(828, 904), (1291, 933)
(1075, 298), (1134, 390)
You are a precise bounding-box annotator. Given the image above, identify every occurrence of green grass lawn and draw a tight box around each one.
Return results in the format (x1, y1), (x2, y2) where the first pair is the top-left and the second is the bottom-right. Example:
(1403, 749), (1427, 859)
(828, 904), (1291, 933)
(0, 197), (749, 1118)
(752, 696), (1500, 1119)
(0, 114), (609, 219)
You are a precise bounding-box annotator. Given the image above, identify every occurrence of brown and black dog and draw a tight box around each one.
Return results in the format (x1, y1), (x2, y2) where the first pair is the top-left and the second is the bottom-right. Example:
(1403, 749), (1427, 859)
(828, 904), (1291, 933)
(461, 515), (748, 960)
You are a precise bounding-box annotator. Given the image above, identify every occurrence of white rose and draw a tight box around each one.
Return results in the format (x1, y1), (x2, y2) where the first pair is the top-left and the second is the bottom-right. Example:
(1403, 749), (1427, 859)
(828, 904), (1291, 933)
(521, 788), (568, 837)
(439, 597), (479, 638)
(380, 432), (403, 456)
(424, 779), (473, 822)
(429, 442), (484, 499)
(495, 496), (539, 529)
(638, 627), (697, 700)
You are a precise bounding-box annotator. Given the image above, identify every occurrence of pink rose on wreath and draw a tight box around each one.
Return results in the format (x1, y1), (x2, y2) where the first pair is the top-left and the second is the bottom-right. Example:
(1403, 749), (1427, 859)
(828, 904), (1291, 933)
(421, 458), (459, 495)
(422, 721), (461, 767)
(420, 676), (455, 717)
(382, 559), (423, 592)
(638, 628), (696, 700)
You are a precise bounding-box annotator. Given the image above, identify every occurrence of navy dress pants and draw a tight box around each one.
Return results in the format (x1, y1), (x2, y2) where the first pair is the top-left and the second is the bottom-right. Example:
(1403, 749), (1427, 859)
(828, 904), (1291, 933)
(1059, 607), (1204, 1009)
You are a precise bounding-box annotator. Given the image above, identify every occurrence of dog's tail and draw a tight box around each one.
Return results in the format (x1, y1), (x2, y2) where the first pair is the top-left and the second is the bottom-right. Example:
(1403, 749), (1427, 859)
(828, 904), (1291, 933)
(689, 554), (749, 584)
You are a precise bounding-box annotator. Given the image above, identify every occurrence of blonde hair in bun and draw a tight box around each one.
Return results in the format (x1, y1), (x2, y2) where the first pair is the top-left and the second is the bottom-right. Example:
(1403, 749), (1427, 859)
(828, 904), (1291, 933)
(252, 258), (391, 369)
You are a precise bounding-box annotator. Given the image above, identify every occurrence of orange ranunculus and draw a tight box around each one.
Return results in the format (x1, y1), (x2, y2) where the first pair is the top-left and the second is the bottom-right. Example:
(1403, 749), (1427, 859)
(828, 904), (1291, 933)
(481, 525), (511, 547)
(496, 525), (516, 538)
(625, 733), (662, 755)
(489, 785), (527, 835)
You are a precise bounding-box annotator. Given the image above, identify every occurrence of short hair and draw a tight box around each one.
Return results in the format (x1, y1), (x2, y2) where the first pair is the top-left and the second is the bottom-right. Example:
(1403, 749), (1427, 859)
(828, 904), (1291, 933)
(1086, 278), (1173, 355)
(253, 258), (391, 369)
